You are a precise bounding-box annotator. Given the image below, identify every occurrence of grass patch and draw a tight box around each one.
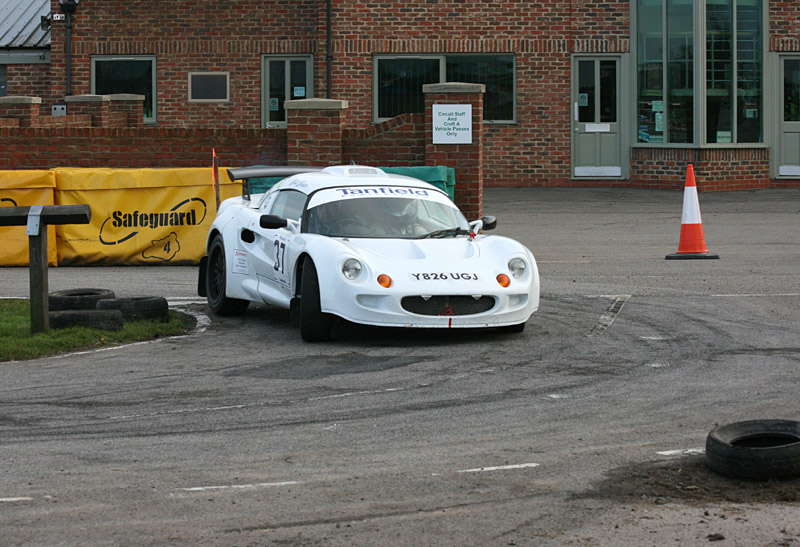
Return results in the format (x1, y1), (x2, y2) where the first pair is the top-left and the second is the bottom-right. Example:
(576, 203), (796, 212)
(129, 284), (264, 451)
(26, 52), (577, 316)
(0, 299), (195, 362)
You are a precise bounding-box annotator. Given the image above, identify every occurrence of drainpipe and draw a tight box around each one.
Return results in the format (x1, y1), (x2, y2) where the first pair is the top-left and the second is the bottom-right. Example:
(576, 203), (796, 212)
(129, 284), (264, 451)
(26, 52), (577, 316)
(326, 0), (332, 99)
(59, 1), (79, 96)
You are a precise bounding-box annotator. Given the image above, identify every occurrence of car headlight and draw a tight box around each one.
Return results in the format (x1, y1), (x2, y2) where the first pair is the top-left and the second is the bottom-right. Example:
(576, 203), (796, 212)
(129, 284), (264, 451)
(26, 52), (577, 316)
(508, 258), (527, 279)
(341, 258), (363, 280)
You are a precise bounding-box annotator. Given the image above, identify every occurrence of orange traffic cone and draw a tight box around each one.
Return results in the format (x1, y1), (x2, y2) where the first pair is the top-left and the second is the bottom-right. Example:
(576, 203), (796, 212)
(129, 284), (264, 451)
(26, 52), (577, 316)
(666, 164), (719, 260)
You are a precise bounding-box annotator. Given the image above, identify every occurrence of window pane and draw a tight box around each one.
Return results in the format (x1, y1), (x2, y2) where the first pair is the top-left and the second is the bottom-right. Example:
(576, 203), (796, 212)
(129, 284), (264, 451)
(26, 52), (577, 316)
(269, 60), (286, 123)
(578, 60), (595, 123)
(190, 74), (227, 101)
(377, 58), (439, 118)
(290, 60), (307, 99)
(599, 60), (617, 123)
(667, 0), (693, 142)
(637, 0), (664, 142)
(95, 60), (154, 119)
(706, 0), (733, 143)
(736, 0), (762, 142)
(0, 65), (6, 97)
(785, 60), (800, 122)
(446, 55), (515, 121)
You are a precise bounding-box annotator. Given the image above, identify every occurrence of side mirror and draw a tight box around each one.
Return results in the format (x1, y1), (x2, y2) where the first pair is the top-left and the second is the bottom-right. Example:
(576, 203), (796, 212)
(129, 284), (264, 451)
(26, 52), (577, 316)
(481, 215), (497, 231)
(260, 214), (287, 229)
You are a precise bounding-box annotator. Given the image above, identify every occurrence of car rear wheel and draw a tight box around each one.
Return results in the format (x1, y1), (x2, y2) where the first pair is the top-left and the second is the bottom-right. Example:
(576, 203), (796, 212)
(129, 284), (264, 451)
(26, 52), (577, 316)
(300, 258), (332, 342)
(206, 235), (249, 316)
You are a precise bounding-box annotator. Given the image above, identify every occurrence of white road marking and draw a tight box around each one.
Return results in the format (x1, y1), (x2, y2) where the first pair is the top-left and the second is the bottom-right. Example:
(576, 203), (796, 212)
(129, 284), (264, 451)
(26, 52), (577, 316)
(457, 463), (540, 474)
(656, 448), (705, 456)
(710, 293), (800, 297)
(0, 497), (34, 502)
(309, 387), (405, 401)
(548, 394), (569, 399)
(640, 336), (668, 341)
(646, 362), (670, 368)
(179, 481), (300, 492)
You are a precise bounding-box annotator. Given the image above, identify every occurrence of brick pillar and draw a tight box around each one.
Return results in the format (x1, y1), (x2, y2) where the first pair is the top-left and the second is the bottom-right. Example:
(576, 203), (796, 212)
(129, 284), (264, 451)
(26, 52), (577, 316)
(0, 96), (42, 127)
(285, 99), (347, 166)
(65, 94), (111, 127)
(423, 83), (485, 220)
(108, 94), (145, 128)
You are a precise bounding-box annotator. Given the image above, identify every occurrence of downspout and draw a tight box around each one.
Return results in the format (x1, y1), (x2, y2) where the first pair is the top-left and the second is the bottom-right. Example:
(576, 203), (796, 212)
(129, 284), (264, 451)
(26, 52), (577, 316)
(65, 11), (72, 95)
(326, 0), (332, 99)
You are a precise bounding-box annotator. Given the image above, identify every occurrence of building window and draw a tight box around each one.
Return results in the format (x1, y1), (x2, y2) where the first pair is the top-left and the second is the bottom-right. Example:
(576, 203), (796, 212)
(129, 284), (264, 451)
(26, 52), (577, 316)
(91, 56), (156, 123)
(636, 0), (763, 145)
(261, 56), (313, 129)
(374, 55), (516, 123)
(188, 72), (229, 103)
(0, 65), (6, 97)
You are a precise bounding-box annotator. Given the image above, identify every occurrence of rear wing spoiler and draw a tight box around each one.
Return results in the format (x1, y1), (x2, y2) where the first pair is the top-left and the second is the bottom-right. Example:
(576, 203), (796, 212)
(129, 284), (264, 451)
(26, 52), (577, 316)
(227, 166), (326, 201)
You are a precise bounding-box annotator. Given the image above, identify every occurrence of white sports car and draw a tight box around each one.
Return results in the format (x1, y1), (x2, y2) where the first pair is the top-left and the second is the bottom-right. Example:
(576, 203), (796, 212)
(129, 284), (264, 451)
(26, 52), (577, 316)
(198, 165), (539, 341)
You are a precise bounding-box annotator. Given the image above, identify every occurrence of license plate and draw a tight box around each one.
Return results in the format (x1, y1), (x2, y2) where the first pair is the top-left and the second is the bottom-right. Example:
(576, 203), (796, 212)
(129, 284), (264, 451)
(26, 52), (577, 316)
(409, 272), (479, 281)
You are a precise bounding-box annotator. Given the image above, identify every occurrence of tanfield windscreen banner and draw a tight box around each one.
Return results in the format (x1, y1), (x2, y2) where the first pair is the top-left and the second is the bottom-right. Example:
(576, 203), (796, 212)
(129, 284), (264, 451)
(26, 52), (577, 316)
(53, 168), (240, 265)
(0, 170), (59, 266)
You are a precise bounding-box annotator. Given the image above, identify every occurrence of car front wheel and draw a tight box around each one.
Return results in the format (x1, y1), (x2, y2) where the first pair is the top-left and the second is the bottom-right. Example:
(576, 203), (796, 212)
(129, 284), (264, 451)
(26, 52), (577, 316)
(300, 258), (332, 342)
(206, 235), (249, 316)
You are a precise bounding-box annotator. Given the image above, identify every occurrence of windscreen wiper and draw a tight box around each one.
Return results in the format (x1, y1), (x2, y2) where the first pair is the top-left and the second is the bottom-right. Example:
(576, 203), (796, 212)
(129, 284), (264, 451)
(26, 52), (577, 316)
(415, 227), (473, 239)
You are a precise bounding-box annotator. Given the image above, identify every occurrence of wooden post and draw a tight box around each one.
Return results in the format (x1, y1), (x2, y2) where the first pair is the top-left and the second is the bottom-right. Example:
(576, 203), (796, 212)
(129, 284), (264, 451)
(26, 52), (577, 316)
(0, 205), (91, 333)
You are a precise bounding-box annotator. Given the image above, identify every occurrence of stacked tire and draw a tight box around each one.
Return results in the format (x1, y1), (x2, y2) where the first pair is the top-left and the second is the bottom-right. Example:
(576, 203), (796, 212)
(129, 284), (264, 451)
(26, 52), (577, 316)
(48, 289), (169, 330)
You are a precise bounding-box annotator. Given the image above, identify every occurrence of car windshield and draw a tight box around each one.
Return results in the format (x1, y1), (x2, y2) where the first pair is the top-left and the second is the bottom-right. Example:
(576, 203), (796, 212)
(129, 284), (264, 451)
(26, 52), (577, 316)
(305, 186), (470, 238)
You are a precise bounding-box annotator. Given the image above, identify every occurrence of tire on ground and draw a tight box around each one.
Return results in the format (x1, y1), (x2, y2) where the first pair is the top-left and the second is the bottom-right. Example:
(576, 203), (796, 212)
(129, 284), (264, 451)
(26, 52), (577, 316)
(300, 257), (332, 342)
(48, 309), (124, 331)
(49, 288), (116, 311)
(96, 297), (170, 322)
(705, 419), (800, 480)
(205, 234), (249, 316)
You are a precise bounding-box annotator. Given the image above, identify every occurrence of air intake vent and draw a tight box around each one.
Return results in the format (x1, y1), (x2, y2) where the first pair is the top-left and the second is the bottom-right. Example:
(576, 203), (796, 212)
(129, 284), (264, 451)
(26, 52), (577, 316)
(401, 295), (495, 316)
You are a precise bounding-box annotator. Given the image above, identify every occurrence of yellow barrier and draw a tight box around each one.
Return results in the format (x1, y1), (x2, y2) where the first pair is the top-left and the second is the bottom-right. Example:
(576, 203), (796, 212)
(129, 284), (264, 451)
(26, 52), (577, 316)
(0, 170), (58, 266)
(53, 168), (241, 265)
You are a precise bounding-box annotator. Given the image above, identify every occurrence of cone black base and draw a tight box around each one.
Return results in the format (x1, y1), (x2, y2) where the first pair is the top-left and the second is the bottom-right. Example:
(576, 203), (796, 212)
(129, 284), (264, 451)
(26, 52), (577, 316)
(665, 252), (720, 260)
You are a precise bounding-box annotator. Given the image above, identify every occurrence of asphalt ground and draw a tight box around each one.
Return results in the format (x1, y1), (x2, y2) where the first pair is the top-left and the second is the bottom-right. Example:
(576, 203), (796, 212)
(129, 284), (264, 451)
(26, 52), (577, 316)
(1, 187), (799, 546)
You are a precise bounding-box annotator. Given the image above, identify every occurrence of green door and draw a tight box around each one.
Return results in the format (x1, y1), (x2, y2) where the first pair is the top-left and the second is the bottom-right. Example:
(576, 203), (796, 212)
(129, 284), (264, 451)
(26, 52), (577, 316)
(779, 57), (800, 177)
(572, 57), (622, 178)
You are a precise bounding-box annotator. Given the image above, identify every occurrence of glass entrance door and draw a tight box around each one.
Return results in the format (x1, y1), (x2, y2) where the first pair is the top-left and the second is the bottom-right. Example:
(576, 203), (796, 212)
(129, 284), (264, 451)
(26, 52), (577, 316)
(572, 57), (622, 178)
(778, 57), (800, 177)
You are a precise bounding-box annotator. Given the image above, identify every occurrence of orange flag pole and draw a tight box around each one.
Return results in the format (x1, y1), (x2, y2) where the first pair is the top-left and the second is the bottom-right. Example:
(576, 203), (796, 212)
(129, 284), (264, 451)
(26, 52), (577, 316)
(212, 148), (221, 211)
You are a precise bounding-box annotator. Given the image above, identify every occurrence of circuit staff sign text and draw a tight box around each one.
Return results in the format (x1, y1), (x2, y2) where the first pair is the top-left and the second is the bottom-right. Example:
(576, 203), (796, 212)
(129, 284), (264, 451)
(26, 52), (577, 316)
(432, 104), (472, 144)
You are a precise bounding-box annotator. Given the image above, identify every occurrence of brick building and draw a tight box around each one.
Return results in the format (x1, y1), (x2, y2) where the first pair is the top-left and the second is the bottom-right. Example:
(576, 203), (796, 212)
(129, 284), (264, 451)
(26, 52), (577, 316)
(3, 0), (800, 192)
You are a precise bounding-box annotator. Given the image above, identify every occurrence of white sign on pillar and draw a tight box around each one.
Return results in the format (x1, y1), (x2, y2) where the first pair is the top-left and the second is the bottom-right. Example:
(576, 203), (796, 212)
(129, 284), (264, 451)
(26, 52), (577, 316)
(432, 104), (472, 144)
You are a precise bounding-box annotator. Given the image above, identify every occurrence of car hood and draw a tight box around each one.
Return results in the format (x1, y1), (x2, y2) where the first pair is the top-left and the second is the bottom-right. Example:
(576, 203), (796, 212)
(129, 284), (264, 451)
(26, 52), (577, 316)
(339, 236), (481, 260)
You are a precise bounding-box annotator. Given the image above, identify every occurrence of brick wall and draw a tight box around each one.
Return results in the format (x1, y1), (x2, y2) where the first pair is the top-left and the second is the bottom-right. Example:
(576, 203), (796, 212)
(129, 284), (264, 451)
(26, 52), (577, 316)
(6, 64), (51, 99)
(770, 1), (800, 51)
(632, 148), (771, 192)
(0, 127), (286, 170)
(49, 0), (320, 127)
(342, 113), (426, 167)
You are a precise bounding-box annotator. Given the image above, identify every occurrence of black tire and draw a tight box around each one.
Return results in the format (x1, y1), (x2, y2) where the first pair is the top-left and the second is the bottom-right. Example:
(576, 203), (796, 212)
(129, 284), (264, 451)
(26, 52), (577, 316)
(705, 419), (800, 481)
(96, 297), (169, 322)
(300, 258), (332, 342)
(49, 310), (124, 331)
(205, 235), (249, 316)
(49, 288), (116, 311)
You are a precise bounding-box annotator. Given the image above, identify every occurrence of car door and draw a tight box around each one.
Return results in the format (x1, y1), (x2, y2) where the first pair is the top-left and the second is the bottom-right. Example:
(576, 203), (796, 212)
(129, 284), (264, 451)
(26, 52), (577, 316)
(251, 189), (306, 306)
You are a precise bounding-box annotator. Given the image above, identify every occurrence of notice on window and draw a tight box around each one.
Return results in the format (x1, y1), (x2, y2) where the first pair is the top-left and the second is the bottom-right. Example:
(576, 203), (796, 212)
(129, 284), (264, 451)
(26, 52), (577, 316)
(432, 105), (472, 144)
(655, 113), (664, 133)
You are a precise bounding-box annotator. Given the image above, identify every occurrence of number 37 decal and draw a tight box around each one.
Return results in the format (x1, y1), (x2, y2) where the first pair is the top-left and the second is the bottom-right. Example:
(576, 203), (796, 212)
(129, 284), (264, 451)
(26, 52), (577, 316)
(272, 234), (291, 285)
